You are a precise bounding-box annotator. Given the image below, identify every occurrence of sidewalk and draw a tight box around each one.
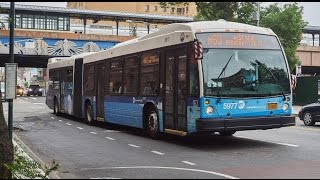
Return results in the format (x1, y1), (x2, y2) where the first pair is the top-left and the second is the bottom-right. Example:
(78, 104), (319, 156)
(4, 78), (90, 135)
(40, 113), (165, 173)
(292, 105), (302, 116)
(3, 98), (60, 179)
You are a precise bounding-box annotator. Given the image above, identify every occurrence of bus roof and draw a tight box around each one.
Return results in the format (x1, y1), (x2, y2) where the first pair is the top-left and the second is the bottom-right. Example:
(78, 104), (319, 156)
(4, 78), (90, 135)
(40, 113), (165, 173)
(48, 52), (97, 69)
(82, 20), (276, 64)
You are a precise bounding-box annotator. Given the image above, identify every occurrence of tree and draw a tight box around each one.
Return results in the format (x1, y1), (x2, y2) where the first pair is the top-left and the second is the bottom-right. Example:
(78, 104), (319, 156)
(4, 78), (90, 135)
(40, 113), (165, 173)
(260, 3), (307, 71)
(159, 2), (256, 24)
(0, 4), (14, 179)
(0, 92), (14, 179)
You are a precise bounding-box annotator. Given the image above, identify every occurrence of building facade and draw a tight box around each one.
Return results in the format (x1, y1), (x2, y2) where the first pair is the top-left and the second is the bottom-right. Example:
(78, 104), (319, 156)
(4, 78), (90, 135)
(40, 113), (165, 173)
(67, 2), (197, 29)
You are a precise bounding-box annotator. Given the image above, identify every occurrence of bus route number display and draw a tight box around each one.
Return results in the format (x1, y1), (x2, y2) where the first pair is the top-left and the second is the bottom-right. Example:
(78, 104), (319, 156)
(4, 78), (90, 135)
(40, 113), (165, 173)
(142, 53), (159, 65)
(197, 32), (281, 50)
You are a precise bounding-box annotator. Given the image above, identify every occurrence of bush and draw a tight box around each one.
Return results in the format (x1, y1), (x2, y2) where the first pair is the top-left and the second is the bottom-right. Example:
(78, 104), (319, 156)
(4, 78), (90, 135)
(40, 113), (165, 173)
(5, 146), (59, 179)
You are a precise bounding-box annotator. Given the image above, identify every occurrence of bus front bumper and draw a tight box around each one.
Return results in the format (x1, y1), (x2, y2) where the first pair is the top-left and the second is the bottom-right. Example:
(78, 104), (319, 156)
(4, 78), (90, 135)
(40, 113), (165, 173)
(196, 115), (295, 132)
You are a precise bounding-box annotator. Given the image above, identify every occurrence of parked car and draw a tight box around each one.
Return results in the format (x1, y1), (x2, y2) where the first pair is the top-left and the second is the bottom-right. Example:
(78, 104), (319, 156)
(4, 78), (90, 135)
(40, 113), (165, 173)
(298, 99), (320, 126)
(26, 85), (43, 96)
(16, 85), (24, 96)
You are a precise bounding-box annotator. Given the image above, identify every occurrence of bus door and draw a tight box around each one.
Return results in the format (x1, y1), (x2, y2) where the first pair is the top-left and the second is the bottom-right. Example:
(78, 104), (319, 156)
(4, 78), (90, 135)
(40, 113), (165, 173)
(164, 48), (187, 135)
(95, 62), (106, 121)
(73, 58), (83, 117)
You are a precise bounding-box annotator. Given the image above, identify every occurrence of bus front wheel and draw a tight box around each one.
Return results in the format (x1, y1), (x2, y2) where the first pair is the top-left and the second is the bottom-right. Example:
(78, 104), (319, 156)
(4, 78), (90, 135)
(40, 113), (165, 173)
(218, 130), (236, 136)
(146, 109), (161, 139)
(85, 103), (94, 126)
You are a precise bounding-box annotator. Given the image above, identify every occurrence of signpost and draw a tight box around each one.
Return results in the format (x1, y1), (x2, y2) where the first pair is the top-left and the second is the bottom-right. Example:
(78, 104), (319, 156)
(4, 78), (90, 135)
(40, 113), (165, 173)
(7, 2), (15, 140)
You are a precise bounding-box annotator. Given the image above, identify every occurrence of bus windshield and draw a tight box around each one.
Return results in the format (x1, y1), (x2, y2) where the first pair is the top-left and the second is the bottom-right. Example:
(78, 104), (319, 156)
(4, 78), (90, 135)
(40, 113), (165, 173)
(197, 33), (290, 97)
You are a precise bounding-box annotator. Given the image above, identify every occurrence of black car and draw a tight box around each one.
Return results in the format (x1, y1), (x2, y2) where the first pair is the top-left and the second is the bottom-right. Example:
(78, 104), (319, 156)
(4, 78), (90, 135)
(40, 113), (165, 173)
(26, 85), (43, 96)
(298, 99), (320, 126)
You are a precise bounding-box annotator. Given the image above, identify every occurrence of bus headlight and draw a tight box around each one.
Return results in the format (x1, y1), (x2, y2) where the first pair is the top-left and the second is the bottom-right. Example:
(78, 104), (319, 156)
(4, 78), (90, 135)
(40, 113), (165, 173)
(206, 106), (214, 114)
(282, 103), (289, 111)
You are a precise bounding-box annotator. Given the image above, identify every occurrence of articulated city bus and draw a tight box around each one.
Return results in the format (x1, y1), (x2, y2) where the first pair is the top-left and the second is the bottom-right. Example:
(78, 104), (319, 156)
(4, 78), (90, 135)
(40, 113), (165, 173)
(46, 20), (295, 138)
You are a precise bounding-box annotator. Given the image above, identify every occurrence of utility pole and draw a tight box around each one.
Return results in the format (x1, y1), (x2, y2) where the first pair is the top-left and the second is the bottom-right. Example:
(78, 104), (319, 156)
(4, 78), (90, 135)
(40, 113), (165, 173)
(8, 2), (15, 140)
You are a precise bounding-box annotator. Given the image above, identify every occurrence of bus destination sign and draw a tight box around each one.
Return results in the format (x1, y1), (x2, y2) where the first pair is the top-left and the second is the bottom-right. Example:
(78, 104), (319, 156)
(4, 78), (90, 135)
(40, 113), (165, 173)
(197, 32), (281, 50)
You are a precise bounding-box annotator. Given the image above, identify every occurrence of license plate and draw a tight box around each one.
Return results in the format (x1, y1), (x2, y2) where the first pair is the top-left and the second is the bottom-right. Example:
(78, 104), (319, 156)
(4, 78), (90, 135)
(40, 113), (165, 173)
(267, 103), (277, 110)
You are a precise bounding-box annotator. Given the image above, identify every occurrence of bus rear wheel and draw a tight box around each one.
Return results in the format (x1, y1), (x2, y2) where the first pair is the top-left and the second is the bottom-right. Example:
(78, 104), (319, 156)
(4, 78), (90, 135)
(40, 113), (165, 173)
(146, 109), (161, 139)
(218, 130), (236, 136)
(85, 103), (94, 126)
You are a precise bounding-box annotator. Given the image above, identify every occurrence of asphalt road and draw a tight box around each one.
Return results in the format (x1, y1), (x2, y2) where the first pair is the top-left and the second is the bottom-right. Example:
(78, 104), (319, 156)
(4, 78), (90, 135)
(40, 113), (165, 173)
(4, 96), (320, 179)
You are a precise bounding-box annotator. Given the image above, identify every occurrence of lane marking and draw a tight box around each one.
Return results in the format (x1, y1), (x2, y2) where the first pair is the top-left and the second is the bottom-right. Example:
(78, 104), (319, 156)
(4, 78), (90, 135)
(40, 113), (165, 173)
(104, 130), (120, 133)
(90, 132), (98, 135)
(50, 117), (55, 119)
(77, 127), (84, 130)
(58, 120), (63, 122)
(235, 135), (299, 147)
(66, 123), (72, 126)
(23, 97), (28, 100)
(33, 103), (46, 105)
(105, 137), (115, 141)
(151, 151), (164, 155)
(128, 144), (140, 148)
(182, 161), (196, 166)
(80, 166), (238, 179)
(32, 97), (37, 100)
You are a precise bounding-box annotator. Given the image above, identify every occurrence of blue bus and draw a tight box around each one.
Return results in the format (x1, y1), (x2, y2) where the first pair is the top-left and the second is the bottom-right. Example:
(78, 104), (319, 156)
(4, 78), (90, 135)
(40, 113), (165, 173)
(46, 20), (295, 138)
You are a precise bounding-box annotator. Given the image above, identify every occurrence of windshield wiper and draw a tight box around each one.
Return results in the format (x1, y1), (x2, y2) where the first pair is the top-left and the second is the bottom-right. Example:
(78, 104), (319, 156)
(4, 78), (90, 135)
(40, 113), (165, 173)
(255, 59), (286, 101)
(213, 54), (233, 103)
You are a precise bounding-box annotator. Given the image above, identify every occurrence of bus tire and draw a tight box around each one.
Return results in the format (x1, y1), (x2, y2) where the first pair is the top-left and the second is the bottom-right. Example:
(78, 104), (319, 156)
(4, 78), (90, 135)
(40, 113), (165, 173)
(54, 98), (60, 116)
(146, 108), (161, 139)
(218, 130), (236, 136)
(85, 102), (94, 126)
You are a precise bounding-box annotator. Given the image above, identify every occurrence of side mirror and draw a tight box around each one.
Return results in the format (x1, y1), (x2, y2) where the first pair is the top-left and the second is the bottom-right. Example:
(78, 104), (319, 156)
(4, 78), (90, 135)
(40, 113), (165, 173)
(318, 98), (320, 103)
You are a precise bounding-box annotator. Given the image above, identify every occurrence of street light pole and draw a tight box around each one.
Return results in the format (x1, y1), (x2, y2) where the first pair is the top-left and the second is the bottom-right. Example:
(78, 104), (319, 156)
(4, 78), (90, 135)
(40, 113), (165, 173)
(8, 2), (15, 140)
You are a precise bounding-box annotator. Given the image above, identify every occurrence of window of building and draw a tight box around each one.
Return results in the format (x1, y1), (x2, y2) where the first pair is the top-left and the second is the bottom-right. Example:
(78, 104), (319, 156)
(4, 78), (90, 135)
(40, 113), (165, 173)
(186, 6), (189, 13)
(177, 8), (183, 15)
(162, 7), (167, 12)
(109, 60), (123, 94)
(22, 14), (34, 29)
(146, 5), (149, 12)
(140, 52), (159, 95)
(15, 14), (21, 28)
(123, 56), (139, 95)
(34, 15), (45, 29)
(15, 14), (70, 31)
(171, 7), (175, 14)
(154, 6), (158, 12)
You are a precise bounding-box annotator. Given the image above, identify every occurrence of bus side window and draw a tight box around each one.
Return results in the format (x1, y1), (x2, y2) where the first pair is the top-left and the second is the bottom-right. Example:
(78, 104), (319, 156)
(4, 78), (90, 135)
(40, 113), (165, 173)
(140, 52), (159, 96)
(109, 60), (123, 94)
(189, 60), (199, 95)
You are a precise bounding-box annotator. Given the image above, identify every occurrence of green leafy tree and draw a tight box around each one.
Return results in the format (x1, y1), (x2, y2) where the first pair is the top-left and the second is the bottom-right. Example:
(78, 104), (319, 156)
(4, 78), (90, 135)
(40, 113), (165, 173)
(159, 2), (256, 24)
(260, 3), (307, 71)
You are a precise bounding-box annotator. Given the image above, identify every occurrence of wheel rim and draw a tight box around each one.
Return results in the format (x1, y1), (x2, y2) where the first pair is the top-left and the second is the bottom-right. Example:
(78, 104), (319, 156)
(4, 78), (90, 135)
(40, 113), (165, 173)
(148, 112), (158, 133)
(304, 112), (312, 124)
(87, 105), (92, 123)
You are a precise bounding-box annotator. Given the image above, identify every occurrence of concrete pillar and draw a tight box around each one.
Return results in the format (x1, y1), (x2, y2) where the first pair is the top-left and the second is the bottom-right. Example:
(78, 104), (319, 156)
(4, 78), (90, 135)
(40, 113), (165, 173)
(116, 20), (119, 36)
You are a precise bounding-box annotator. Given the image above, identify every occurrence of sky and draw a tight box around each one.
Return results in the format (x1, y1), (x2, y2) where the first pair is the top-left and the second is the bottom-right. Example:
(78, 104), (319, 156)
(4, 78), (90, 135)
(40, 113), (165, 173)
(2, 2), (320, 26)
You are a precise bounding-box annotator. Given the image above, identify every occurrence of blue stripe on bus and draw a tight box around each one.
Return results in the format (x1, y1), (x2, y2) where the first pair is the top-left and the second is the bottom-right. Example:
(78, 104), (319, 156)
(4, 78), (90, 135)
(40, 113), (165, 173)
(103, 96), (163, 129)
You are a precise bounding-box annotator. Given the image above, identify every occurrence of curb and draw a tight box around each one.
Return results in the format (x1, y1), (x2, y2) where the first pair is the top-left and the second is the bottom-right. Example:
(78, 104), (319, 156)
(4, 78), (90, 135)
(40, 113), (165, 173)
(13, 133), (61, 179)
